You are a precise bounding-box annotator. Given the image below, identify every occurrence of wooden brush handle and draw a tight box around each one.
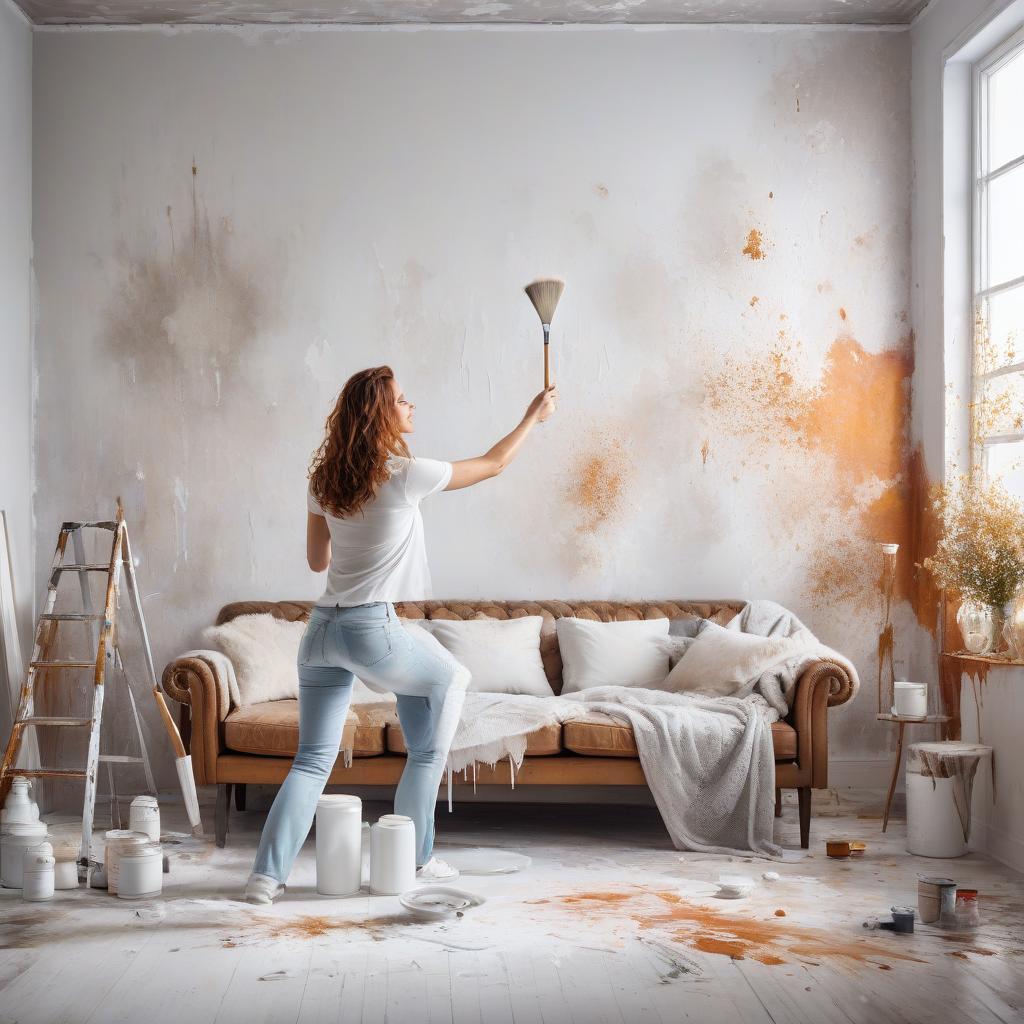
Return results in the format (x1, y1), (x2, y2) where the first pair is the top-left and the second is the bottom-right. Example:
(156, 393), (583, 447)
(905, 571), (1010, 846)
(544, 341), (550, 389)
(153, 686), (187, 759)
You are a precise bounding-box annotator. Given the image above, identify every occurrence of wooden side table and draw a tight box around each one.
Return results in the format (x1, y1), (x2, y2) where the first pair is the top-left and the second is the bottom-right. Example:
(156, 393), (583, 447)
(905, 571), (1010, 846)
(877, 713), (952, 832)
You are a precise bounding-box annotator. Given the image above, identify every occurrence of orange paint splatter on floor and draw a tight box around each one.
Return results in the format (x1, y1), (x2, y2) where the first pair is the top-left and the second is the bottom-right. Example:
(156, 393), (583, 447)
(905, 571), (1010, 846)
(701, 439), (710, 466)
(774, 909), (787, 917)
(749, 295), (759, 307)
(839, 307), (847, 320)
(742, 229), (767, 261)
(528, 886), (924, 969)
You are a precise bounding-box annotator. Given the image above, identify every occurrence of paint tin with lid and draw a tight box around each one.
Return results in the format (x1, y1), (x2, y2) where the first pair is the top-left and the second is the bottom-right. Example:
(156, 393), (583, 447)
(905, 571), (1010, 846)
(1, 820), (48, 888)
(316, 794), (362, 896)
(116, 843), (163, 900)
(129, 796), (160, 842)
(22, 842), (55, 902)
(370, 814), (416, 895)
(104, 829), (149, 895)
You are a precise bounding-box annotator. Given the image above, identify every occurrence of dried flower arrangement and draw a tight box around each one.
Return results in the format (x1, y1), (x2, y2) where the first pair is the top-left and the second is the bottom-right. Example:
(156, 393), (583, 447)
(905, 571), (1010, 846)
(923, 475), (1024, 607)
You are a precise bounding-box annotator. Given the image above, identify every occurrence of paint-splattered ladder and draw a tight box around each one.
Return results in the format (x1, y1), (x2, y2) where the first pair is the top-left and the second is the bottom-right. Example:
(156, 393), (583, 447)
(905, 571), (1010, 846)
(0, 505), (157, 879)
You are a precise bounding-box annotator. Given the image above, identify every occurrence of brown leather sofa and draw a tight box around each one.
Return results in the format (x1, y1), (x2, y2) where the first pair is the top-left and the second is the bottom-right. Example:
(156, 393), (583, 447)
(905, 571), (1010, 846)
(162, 599), (856, 850)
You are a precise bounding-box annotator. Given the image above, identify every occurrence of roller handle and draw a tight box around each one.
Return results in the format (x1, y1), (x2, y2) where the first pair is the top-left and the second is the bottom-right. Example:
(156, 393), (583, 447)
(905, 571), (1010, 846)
(153, 686), (187, 759)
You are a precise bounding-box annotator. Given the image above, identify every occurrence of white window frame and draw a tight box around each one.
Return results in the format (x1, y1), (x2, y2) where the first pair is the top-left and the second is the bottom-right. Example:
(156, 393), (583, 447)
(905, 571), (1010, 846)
(972, 26), (1024, 472)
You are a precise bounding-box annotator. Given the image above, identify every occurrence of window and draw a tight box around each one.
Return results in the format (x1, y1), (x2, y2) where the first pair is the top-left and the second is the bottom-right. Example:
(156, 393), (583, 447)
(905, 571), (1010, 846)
(973, 28), (1024, 496)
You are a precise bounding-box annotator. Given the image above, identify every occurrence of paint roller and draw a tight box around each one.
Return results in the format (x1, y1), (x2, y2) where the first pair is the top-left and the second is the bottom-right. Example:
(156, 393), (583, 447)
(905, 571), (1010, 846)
(524, 278), (565, 388)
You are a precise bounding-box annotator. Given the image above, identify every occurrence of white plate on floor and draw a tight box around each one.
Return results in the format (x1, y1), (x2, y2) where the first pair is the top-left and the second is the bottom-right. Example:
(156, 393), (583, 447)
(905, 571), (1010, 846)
(400, 886), (486, 919)
(436, 848), (532, 875)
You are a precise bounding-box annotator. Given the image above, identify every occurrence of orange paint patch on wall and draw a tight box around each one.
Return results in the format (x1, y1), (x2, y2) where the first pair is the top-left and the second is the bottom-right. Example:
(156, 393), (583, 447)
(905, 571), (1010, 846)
(568, 439), (629, 537)
(750, 295), (760, 307)
(742, 229), (767, 261)
(839, 308), (847, 320)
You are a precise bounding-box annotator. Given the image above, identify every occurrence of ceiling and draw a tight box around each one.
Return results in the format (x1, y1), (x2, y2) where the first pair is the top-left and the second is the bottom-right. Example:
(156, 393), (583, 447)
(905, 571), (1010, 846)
(15, 0), (931, 27)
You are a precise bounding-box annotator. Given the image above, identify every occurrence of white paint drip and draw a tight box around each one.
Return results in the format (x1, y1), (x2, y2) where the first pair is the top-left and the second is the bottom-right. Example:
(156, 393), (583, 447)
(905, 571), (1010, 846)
(214, 364), (222, 406)
(248, 510), (257, 582)
(173, 477), (189, 570)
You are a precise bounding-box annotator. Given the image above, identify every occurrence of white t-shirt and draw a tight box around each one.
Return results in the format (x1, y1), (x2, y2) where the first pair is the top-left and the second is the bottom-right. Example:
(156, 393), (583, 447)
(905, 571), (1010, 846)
(307, 455), (453, 607)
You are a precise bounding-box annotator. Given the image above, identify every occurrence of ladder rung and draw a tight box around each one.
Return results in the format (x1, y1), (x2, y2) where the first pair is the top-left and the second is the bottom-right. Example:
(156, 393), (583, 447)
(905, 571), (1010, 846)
(62, 521), (118, 531)
(18, 716), (92, 728)
(54, 564), (111, 572)
(30, 660), (95, 669)
(13, 768), (88, 780)
(98, 755), (144, 764)
(39, 613), (105, 622)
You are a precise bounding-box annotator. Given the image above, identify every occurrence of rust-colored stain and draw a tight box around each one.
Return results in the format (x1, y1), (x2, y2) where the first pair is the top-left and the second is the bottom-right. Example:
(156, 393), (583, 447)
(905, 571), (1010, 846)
(235, 913), (412, 944)
(701, 439), (710, 466)
(839, 308), (847, 320)
(704, 334), (943, 619)
(528, 887), (925, 968)
(774, 909), (787, 917)
(568, 439), (629, 537)
(750, 295), (760, 307)
(742, 229), (767, 261)
(941, 655), (989, 742)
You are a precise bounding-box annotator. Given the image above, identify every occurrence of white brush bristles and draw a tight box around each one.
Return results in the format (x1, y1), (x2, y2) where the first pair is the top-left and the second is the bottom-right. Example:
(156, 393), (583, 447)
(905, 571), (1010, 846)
(524, 278), (565, 326)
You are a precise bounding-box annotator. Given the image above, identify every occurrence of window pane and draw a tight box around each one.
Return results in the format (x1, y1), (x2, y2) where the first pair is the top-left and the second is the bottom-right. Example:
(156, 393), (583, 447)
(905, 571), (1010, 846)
(988, 163), (1024, 286)
(976, 368), (1024, 436)
(979, 285), (1024, 372)
(989, 48), (1024, 171)
(986, 439), (1024, 502)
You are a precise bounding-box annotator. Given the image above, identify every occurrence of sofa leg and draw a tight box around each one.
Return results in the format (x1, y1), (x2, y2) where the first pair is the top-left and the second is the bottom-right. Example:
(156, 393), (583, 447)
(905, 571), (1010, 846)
(234, 783), (247, 812)
(774, 788), (782, 818)
(798, 787), (811, 849)
(216, 783), (233, 849)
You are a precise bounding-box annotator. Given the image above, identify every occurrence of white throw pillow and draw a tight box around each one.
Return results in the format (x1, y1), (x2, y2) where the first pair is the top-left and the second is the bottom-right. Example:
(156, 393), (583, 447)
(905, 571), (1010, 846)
(203, 614), (307, 706)
(660, 620), (799, 696)
(555, 617), (670, 693)
(425, 616), (553, 696)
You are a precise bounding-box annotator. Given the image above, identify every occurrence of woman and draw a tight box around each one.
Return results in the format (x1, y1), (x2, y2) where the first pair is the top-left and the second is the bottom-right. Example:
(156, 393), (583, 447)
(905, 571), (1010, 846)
(246, 366), (558, 903)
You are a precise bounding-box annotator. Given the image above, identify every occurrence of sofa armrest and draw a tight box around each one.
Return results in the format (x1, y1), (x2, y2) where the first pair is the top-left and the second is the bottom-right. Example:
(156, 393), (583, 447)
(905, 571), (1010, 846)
(789, 658), (856, 788)
(162, 655), (232, 786)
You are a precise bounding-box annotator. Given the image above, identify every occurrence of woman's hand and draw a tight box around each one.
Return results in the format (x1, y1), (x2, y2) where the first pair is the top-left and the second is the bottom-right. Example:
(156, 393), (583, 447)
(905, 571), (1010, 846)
(526, 385), (558, 424)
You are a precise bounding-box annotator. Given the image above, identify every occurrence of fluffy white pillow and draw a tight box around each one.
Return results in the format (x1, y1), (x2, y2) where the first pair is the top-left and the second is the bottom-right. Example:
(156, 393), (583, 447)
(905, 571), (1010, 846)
(555, 617), (670, 693)
(203, 614), (306, 706)
(425, 616), (553, 696)
(660, 620), (801, 696)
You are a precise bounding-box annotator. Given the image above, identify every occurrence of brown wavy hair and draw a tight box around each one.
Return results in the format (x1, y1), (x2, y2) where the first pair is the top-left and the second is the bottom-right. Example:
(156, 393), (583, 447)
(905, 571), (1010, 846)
(309, 366), (411, 518)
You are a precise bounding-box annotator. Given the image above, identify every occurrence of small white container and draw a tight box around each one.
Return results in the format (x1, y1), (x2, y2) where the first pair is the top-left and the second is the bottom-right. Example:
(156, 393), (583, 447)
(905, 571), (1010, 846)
(1, 776), (37, 826)
(316, 794), (363, 896)
(893, 681), (928, 719)
(116, 842), (163, 900)
(129, 796), (161, 842)
(369, 814), (416, 895)
(22, 845), (55, 902)
(104, 829), (149, 895)
(1, 821), (48, 888)
(49, 824), (82, 890)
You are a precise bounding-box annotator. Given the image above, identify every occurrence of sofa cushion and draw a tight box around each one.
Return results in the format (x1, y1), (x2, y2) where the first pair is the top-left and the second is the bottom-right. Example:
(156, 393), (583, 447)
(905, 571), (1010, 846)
(562, 712), (798, 761)
(385, 718), (563, 757)
(224, 700), (395, 758)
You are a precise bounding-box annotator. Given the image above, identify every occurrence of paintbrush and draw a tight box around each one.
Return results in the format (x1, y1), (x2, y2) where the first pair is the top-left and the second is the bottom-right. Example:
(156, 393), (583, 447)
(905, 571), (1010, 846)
(524, 278), (565, 388)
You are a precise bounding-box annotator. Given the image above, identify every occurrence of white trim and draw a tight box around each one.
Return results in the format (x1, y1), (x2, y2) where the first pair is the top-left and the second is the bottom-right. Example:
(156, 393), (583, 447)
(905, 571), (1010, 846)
(977, 271), (1024, 299)
(30, 21), (912, 34)
(982, 431), (1024, 445)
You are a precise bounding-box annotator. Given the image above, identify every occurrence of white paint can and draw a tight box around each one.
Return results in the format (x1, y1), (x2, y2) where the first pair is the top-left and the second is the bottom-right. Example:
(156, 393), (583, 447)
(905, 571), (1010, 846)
(22, 844), (55, 902)
(129, 796), (160, 842)
(116, 843), (163, 900)
(369, 814), (416, 895)
(49, 824), (82, 890)
(893, 681), (928, 719)
(315, 794), (362, 896)
(1, 821), (48, 888)
(1, 776), (36, 826)
(104, 829), (149, 895)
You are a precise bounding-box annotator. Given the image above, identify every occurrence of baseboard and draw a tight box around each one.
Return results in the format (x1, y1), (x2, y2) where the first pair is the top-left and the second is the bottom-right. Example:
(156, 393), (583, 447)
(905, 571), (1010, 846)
(826, 759), (894, 791)
(971, 815), (1024, 874)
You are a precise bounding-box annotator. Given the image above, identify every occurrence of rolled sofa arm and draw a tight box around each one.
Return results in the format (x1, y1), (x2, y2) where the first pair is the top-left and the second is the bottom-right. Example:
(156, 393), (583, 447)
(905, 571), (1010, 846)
(162, 655), (233, 786)
(790, 658), (857, 789)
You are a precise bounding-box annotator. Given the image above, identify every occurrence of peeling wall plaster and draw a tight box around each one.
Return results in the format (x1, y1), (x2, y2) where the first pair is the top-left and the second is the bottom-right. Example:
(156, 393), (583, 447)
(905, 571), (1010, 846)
(33, 26), (916, 788)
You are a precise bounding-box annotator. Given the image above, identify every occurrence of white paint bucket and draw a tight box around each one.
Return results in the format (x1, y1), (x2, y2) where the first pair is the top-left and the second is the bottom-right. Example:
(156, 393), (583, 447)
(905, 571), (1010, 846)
(49, 824), (82, 890)
(104, 829), (149, 895)
(1, 821), (48, 888)
(906, 774), (968, 858)
(315, 794), (362, 896)
(116, 843), (163, 900)
(369, 814), (416, 895)
(129, 796), (160, 842)
(22, 845), (55, 902)
(893, 681), (928, 719)
(1, 777), (36, 826)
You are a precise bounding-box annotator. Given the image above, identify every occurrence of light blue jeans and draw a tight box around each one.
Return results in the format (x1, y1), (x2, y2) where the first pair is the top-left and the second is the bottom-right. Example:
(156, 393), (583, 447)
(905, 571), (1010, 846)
(252, 602), (470, 882)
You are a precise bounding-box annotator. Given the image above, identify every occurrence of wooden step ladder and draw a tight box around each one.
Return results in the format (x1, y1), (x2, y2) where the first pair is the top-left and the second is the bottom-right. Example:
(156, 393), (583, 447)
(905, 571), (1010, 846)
(0, 504), (158, 878)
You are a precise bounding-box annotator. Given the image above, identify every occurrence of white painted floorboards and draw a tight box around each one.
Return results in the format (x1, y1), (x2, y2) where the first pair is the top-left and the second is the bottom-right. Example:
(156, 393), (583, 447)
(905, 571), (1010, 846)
(1, 791), (1021, 1024)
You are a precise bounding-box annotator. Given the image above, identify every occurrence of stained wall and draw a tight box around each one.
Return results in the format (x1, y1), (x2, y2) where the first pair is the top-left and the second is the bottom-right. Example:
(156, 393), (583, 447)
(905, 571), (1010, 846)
(0, 0), (33, 743)
(33, 24), (917, 788)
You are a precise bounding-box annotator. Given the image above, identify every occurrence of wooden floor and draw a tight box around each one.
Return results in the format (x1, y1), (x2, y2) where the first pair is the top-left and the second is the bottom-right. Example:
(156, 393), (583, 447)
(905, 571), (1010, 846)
(1, 790), (1022, 1024)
